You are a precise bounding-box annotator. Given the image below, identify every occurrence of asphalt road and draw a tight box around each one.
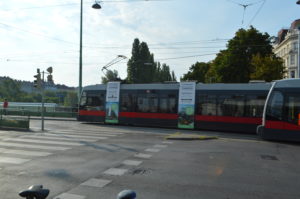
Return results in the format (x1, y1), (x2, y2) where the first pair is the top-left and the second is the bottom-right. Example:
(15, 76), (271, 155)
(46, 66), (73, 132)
(0, 119), (299, 199)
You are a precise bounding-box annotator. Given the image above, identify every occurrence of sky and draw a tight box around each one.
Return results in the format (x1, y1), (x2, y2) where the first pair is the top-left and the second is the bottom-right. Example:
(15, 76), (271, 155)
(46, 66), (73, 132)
(0, 0), (299, 87)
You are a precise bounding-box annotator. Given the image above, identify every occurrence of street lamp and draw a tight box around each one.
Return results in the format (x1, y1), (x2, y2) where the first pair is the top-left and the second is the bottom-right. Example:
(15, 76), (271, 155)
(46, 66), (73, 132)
(78, 0), (101, 105)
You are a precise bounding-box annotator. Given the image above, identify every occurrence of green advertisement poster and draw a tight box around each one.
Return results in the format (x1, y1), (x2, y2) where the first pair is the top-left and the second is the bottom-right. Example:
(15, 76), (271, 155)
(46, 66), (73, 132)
(105, 102), (119, 124)
(105, 82), (120, 124)
(178, 82), (196, 129)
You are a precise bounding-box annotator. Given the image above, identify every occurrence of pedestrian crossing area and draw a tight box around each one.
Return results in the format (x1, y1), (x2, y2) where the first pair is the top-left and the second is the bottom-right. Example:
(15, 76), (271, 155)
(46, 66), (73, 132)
(0, 130), (123, 167)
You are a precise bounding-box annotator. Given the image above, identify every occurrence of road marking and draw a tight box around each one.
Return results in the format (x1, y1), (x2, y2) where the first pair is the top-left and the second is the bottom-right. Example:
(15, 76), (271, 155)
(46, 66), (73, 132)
(43, 133), (109, 140)
(80, 178), (111, 188)
(162, 141), (173, 144)
(0, 157), (30, 164)
(122, 160), (143, 166)
(153, 144), (167, 148)
(55, 130), (122, 136)
(54, 193), (86, 199)
(3, 138), (83, 146)
(103, 168), (128, 176)
(0, 148), (51, 157)
(0, 142), (70, 151)
(145, 148), (161, 153)
(134, 153), (152, 159)
(23, 135), (97, 142)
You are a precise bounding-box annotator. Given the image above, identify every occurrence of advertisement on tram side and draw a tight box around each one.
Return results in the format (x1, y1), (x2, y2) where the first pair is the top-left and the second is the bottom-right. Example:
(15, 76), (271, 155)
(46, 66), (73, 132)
(105, 82), (120, 124)
(178, 82), (196, 129)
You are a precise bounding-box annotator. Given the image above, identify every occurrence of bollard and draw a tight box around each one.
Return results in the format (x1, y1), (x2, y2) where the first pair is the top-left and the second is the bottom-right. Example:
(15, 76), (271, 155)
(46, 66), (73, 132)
(117, 190), (136, 199)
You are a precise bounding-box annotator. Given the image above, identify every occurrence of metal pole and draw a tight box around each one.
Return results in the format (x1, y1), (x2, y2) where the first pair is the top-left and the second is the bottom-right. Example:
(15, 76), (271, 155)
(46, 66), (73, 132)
(298, 28), (300, 78)
(41, 71), (45, 131)
(79, 0), (83, 103)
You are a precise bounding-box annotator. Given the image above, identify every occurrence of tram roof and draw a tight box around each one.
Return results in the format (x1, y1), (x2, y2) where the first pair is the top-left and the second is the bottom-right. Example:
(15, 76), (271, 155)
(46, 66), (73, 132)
(84, 82), (272, 91)
(274, 78), (300, 88)
(83, 83), (180, 90)
(196, 83), (272, 90)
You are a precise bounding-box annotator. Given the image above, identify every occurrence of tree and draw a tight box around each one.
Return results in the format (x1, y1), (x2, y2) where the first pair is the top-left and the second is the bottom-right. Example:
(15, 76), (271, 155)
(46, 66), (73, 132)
(250, 54), (285, 82)
(127, 38), (176, 83)
(64, 92), (78, 107)
(101, 70), (120, 83)
(208, 26), (273, 83)
(0, 79), (24, 101)
(181, 62), (210, 82)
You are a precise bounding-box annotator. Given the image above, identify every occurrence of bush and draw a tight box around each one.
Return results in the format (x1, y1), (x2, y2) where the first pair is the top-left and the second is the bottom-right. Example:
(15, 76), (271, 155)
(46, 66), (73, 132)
(0, 117), (29, 129)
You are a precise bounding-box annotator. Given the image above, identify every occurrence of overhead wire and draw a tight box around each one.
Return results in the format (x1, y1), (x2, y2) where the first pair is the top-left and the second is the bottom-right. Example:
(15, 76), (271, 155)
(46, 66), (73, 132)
(247, 0), (266, 27)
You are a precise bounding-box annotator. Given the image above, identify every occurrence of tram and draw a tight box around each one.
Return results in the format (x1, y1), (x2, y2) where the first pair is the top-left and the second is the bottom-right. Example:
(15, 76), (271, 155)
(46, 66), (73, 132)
(78, 82), (271, 134)
(257, 79), (300, 141)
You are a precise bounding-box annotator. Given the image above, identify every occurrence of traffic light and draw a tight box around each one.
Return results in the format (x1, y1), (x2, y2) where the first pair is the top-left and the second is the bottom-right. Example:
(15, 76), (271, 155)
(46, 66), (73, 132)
(33, 69), (42, 88)
(47, 74), (53, 83)
(46, 66), (54, 83)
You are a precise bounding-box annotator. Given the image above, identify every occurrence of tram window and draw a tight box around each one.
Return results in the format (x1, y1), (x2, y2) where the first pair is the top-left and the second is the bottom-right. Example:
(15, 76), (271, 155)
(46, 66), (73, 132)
(218, 95), (245, 117)
(159, 94), (177, 113)
(84, 93), (105, 111)
(266, 91), (284, 121)
(121, 93), (136, 112)
(197, 95), (217, 116)
(137, 95), (158, 113)
(286, 95), (300, 125)
(245, 95), (266, 117)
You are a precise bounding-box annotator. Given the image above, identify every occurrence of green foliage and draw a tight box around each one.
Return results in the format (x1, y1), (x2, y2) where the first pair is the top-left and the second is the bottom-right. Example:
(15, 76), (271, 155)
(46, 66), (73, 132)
(101, 70), (120, 83)
(208, 27), (274, 83)
(181, 62), (210, 82)
(0, 79), (24, 101)
(64, 92), (78, 107)
(0, 117), (29, 129)
(250, 54), (285, 82)
(127, 38), (176, 83)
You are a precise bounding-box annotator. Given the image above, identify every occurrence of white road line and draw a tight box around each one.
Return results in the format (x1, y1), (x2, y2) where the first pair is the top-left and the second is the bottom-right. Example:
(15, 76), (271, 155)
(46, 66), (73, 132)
(3, 138), (83, 146)
(0, 148), (51, 157)
(0, 142), (70, 151)
(0, 157), (30, 164)
(22, 135), (97, 142)
(134, 153), (152, 159)
(80, 178), (111, 188)
(43, 133), (109, 140)
(54, 130), (122, 136)
(145, 148), (161, 153)
(162, 141), (173, 144)
(153, 144), (167, 148)
(103, 168), (128, 176)
(122, 160), (143, 166)
(53, 193), (86, 199)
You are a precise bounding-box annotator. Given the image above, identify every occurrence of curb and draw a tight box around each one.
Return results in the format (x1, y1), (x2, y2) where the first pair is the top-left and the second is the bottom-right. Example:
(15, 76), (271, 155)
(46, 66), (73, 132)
(166, 133), (218, 141)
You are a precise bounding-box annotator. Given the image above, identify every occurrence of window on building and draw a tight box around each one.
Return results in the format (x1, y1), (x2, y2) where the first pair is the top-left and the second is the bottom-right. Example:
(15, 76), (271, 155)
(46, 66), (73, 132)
(290, 54), (296, 65)
(291, 71), (295, 78)
(293, 42), (298, 51)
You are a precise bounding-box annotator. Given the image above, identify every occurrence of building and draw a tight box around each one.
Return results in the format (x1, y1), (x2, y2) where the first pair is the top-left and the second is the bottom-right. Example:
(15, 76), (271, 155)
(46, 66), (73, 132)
(273, 19), (300, 78)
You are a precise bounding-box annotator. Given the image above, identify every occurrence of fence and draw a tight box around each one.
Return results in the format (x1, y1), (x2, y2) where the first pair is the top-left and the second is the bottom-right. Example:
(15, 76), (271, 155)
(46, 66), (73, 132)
(0, 106), (77, 118)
